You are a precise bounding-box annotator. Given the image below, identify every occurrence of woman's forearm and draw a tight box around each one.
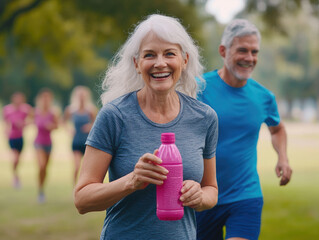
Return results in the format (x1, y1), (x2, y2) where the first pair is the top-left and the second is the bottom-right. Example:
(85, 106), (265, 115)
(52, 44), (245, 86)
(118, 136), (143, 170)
(74, 173), (135, 214)
(195, 186), (218, 212)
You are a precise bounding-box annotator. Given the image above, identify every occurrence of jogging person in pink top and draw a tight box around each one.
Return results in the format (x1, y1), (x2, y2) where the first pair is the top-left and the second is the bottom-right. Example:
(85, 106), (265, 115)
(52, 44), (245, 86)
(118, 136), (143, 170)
(3, 92), (33, 188)
(34, 88), (59, 203)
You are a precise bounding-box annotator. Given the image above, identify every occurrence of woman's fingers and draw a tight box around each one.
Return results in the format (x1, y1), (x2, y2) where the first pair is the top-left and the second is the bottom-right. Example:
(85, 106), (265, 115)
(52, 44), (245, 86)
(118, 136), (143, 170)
(180, 180), (203, 208)
(131, 153), (168, 190)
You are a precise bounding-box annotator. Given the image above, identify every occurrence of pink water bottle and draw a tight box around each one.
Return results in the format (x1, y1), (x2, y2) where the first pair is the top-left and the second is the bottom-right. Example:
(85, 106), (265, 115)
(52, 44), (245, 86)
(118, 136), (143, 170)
(156, 133), (184, 221)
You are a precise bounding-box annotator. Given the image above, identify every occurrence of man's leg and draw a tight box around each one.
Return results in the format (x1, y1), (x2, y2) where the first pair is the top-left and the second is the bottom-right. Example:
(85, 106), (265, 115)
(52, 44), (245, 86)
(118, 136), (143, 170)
(225, 198), (263, 240)
(196, 204), (231, 240)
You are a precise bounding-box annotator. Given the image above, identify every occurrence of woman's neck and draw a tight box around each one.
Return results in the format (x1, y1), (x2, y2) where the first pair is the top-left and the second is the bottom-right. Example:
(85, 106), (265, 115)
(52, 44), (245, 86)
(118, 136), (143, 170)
(137, 88), (180, 124)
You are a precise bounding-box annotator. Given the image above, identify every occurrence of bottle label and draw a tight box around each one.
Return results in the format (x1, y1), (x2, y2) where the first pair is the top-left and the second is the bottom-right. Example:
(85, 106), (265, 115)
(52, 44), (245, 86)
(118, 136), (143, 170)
(157, 164), (183, 210)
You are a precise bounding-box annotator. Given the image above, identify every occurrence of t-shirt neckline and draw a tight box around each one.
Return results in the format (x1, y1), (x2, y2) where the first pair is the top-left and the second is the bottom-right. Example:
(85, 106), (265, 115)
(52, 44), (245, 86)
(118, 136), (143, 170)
(214, 70), (250, 91)
(134, 91), (183, 128)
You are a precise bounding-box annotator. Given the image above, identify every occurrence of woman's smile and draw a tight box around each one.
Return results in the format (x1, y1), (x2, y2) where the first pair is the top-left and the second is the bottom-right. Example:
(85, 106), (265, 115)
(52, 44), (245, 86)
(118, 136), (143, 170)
(134, 32), (188, 94)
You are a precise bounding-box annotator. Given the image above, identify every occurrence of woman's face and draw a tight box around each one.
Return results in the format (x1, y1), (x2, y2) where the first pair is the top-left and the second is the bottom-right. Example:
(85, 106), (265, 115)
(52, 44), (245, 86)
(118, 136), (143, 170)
(77, 88), (87, 104)
(134, 33), (188, 94)
(41, 91), (53, 108)
(12, 93), (25, 105)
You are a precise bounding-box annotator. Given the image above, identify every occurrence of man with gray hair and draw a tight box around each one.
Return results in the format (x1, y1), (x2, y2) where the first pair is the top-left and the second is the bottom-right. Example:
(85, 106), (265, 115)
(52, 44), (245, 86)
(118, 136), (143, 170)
(196, 19), (292, 240)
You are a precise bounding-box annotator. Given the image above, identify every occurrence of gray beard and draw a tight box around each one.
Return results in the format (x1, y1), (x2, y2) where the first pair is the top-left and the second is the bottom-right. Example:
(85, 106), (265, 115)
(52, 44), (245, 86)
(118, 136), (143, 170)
(224, 59), (250, 81)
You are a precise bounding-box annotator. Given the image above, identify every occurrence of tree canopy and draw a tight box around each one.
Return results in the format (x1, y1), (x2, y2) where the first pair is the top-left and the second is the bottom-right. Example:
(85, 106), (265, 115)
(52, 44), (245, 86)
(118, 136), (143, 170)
(0, 0), (318, 109)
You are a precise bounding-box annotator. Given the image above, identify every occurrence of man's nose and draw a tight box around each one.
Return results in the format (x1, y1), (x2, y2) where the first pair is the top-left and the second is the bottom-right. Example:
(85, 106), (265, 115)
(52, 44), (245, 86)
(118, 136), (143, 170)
(244, 52), (254, 62)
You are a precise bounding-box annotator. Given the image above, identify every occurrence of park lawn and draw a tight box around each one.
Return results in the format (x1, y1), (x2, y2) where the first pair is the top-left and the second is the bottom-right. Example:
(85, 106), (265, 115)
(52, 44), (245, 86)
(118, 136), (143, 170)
(258, 123), (319, 240)
(0, 122), (319, 240)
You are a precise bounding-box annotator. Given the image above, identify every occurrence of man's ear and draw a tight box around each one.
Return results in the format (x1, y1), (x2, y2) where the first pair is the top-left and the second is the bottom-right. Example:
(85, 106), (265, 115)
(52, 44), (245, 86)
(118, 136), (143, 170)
(219, 45), (226, 58)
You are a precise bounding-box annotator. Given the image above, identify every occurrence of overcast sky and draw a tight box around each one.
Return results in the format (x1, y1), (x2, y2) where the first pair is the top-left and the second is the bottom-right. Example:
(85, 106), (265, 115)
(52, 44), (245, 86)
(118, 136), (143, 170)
(205, 0), (245, 24)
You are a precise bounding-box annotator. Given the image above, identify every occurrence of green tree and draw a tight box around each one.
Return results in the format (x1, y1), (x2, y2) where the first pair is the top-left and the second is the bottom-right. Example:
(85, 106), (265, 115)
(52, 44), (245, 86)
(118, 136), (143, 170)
(0, 0), (207, 106)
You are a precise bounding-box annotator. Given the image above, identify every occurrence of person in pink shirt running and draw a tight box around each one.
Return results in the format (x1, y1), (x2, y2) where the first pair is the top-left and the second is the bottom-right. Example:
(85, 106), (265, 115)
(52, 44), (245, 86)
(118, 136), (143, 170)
(2, 92), (33, 188)
(34, 88), (59, 203)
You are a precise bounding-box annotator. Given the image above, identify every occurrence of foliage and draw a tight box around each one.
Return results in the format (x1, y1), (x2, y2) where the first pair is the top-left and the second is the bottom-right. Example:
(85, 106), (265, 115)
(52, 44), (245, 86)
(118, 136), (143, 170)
(0, 0), (318, 107)
(0, 0), (207, 106)
(245, 0), (319, 35)
(249, 5), (319, 102)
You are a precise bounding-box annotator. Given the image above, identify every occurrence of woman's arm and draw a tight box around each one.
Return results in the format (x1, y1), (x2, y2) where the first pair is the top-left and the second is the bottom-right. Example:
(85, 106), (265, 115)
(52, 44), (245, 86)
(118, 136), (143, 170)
(62, 107), (74, 135)
(81, 108), (97, 133)
(74, 146), (168, 214)
(180, 157), (218, 212)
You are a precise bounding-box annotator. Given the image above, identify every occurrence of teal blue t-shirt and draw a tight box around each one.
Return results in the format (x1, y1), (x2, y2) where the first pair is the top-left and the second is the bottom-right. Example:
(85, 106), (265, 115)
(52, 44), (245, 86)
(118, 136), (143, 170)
(86, 91), (218, 240)
(197, 70), (280, 205)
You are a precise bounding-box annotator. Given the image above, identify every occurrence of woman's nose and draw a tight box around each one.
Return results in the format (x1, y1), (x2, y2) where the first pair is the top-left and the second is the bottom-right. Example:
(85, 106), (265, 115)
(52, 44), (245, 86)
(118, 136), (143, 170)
(154, 55), (167, 68)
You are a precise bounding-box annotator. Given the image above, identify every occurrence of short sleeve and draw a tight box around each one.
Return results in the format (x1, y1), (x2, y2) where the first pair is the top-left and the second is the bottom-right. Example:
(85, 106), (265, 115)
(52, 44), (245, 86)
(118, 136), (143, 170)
(203, 107), (218, 159)
(196, 77), (205, 102)
(265, 94), (280, 127)
(86, 104), (123, 156)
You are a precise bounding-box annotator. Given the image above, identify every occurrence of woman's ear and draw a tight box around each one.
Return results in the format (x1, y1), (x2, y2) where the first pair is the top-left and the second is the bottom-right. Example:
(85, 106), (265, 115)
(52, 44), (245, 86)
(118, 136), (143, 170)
(183, 52), (189, 70)
(133, 57), (141, 74)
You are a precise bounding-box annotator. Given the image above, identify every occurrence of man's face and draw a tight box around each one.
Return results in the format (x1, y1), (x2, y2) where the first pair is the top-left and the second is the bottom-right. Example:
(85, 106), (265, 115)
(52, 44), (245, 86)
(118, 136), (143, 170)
(224, 34), (259, 81)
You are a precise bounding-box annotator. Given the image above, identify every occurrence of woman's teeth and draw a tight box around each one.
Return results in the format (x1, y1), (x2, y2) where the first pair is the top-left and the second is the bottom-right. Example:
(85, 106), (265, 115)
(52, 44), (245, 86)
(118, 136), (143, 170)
(151, 73), (171, 78)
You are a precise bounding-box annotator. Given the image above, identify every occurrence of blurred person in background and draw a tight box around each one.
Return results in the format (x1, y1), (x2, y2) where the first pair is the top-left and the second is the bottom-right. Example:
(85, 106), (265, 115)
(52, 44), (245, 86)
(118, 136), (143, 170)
(196, 19), (293, 240)
(34, 88), (59, 203)
(63, 86), (97, 185)
(2, 92), (33, 189)
(74, 14), (218, 240)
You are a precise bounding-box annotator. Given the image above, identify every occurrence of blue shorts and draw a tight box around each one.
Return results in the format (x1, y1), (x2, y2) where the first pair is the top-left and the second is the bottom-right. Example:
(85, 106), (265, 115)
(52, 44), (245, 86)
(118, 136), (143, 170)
(196, 197), (263, 240)
(72, 141), (86, 154)
(34, 143), (52, 153)
(9, 138), (23, 152)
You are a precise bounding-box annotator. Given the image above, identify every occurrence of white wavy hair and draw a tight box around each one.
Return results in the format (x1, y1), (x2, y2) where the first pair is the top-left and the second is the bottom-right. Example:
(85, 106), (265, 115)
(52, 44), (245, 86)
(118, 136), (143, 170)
(101, 14), (204, 105)
(221, 19), (261, 49)
(69, 85), (95, 113)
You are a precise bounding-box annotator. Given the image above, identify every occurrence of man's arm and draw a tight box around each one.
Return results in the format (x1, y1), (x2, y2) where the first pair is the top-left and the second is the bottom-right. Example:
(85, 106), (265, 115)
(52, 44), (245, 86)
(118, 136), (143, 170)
(268, 122), (292, 186)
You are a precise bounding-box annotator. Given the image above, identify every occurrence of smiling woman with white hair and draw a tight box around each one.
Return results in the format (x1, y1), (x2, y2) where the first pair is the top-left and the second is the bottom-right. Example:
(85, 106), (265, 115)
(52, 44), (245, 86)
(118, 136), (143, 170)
(101, 14), (205, 104)
(74, 14), (218, 240)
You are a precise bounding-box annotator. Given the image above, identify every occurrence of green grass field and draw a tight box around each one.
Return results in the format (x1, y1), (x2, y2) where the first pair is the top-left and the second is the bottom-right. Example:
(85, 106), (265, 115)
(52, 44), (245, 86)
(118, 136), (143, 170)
(0, 121), (318, 240)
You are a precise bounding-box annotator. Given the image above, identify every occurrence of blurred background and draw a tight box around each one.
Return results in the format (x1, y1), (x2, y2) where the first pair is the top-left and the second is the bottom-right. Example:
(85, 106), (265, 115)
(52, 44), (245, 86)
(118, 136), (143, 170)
(0, 0), (318, 119)
(0, 0), (318, 239)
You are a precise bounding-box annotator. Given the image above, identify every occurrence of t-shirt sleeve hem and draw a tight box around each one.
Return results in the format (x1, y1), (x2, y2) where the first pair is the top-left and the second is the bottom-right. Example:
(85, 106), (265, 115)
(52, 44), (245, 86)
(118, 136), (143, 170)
(265, 120), (280, 127)
(86, 139), (113, 156)
(203, 153), (216, 160)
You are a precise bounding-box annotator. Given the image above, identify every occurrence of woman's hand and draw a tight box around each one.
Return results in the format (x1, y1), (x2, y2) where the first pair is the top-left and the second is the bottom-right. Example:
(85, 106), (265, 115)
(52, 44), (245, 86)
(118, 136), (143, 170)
(128, 151), (169, 191)
(180, 180), (203, 210)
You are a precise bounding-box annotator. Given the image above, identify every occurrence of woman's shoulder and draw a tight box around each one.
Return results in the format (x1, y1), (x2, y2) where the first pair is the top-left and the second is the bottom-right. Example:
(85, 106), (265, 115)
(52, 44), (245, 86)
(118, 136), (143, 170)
(3, 104), (14, 115)
(178, 92), (218, 125)
(101, 92), (136, 113)
(179, 92), (216, 112)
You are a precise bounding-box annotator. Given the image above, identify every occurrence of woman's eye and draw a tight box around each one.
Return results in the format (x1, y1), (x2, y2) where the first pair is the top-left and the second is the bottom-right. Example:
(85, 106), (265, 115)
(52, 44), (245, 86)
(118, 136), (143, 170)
(166, 52), (175, 56)
(144, 53), (154, 58)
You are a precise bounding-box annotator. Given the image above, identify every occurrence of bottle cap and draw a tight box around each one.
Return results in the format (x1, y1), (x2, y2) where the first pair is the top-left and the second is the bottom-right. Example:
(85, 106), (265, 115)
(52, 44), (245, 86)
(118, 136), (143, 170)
(161, 133), (175, 144)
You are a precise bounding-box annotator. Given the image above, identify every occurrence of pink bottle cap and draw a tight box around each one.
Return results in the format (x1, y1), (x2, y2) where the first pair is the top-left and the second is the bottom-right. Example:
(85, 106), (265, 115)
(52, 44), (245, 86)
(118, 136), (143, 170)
(161, 133), (175, 144)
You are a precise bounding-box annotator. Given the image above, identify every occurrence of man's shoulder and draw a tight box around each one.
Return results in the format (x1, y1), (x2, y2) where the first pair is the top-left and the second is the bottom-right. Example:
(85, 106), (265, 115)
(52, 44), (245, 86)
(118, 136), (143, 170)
(203, 69), (219, 81)
(248, 78), (275, 97)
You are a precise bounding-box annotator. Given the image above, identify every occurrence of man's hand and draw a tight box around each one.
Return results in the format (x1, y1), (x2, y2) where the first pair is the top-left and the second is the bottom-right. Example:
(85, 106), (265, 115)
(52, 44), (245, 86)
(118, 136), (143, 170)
(275, 159), (292, 186)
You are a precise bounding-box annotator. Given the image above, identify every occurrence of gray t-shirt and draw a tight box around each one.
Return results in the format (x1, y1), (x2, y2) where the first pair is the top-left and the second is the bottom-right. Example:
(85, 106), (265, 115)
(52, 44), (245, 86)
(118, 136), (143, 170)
(86, 91), (218, 240)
